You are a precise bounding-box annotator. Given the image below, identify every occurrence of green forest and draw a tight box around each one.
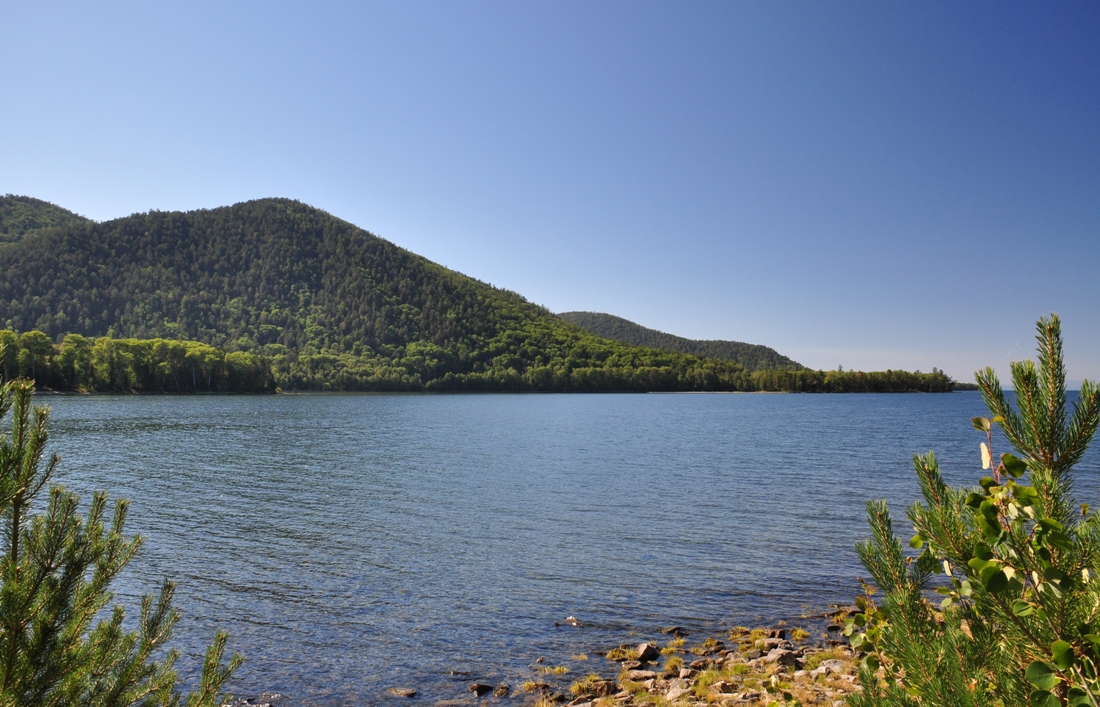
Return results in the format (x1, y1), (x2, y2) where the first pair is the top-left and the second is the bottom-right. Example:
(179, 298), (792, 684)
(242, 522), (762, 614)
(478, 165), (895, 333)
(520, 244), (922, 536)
(0, 195), (960, 393)
(0, 195), (90, 243)
(557, 311), (803, 370)
(0, 331), (274, 392)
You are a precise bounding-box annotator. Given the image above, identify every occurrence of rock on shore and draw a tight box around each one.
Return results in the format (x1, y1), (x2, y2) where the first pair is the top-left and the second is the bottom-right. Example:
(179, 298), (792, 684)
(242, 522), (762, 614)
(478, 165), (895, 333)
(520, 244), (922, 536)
(528, 624), (860, 707)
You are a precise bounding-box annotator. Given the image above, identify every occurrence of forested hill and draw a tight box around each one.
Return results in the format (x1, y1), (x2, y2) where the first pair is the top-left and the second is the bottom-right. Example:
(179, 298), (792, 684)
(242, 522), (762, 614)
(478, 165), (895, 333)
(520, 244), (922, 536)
(0, 197), (955, 393)
(558, 311), (802, 371)
(0, 195), (90, 243)
(0, 198), (756, 391)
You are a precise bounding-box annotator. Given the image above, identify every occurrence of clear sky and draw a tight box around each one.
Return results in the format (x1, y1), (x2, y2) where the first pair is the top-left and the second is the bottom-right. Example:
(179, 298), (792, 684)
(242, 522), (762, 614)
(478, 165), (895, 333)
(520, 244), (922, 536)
(3, 2), (1098, 383)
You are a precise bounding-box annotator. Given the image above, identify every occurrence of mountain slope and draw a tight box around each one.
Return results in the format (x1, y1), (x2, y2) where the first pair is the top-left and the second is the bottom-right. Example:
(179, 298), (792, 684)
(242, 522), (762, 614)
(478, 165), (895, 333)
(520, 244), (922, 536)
(0, 195), (91, 243)
(0, 198), (756, 391)
(557, 311), (802, 371)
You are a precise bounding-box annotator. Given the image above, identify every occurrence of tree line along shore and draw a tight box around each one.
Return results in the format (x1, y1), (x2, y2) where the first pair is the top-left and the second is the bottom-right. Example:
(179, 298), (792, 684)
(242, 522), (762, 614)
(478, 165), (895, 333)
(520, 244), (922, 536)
(0, 328), (959, 394)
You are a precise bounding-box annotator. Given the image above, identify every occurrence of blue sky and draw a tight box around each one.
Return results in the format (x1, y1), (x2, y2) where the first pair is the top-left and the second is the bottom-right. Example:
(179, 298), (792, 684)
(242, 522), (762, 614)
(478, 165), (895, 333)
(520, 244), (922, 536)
(2, 2), (1098, 382)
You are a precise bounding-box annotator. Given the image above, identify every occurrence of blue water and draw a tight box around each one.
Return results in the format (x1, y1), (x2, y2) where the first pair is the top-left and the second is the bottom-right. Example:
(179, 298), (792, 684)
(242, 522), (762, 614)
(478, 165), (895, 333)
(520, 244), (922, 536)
(33, 392), (1100, 705)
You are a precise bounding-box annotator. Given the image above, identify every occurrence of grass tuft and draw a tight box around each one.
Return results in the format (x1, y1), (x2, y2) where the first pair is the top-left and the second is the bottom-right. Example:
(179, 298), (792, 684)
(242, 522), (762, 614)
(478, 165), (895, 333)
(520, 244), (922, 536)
(605, 646), (633, 662)
(569, 673), (604, 697)
(662, 655), (684, 675)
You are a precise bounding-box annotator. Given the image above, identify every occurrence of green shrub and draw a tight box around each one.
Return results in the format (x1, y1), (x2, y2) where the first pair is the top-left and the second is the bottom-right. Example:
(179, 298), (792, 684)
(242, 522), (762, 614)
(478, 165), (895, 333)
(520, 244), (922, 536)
(847, 315), (1100, 707)
(0, 377), (242, 706)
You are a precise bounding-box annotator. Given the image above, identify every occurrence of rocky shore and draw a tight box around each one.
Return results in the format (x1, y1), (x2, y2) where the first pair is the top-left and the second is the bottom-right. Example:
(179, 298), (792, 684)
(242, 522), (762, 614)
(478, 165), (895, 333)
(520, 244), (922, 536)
(509, 614), (861, 707)
(221, 611), (861, 707)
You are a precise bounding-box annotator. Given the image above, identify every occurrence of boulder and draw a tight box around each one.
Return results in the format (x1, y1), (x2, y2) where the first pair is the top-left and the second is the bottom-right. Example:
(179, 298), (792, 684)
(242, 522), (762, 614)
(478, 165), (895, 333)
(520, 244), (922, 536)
(666, 685), (692, 702)
(469, 684), (493, 697)
(763, 648), (800, 666)
(592, 681), (617, 697)
(625, 670), (657, 681)
(637, 643), (661, 661)
(493, 684), (511, 697)
(388, 688), (417, 698)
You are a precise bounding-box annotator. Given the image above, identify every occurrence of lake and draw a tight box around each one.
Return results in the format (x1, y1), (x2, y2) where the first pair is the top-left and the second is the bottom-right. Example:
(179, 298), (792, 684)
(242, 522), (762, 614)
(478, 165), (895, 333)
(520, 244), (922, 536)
(36, 392), (1099, 705)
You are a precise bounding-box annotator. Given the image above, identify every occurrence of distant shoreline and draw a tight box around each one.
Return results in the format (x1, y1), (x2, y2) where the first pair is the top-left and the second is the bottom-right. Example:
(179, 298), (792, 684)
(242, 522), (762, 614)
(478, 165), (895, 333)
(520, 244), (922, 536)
(30, 388), (976, 397)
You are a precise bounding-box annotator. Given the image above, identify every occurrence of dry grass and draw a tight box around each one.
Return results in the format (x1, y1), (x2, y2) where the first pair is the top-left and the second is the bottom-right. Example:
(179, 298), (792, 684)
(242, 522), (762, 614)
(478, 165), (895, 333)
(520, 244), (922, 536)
(801, 646), (848, 671)
(569, 673), (604, 697)
(605, 646), (633, 662)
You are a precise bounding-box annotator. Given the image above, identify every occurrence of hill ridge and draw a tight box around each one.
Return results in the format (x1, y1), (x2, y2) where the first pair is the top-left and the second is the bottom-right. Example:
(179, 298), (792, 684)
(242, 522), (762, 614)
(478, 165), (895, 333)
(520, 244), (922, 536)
(0, 197), (757, 391)
(557, 311), (801, 371)
(0, 196), (954, 393)
(0, 195), (92, 243)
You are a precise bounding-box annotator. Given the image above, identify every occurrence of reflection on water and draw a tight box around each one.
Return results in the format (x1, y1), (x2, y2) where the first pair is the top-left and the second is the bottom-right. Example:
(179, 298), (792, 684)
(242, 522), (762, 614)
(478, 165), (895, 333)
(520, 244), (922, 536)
(37, 392), (1094, 705)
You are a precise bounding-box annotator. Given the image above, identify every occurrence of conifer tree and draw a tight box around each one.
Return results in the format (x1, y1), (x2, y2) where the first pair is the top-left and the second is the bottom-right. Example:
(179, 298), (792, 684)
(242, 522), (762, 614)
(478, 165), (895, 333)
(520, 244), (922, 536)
(0, 374), (243, 706)
(846, 315), (1100, 707)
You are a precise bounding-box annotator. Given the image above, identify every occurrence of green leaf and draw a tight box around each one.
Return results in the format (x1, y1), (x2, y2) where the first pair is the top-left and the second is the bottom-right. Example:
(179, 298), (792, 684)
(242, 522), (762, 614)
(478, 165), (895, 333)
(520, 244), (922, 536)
(1025, 661), (1059, 691)
(977, 516), (1003, 541)
(1030, 690), (1060, 707)
(1044, 567), (1068, 584)
(1068, 688), (1091, 707)
(1016, 486), (1039, 506)
(910, 534), (924, 549)
(985, 571), (1007, 593)
(1002, 453), (1028, 477)
(849, 633), (863, 648)
(1013, 600), (1035, 616)
(1038, 518), (1065, 532)
(1051, 640), (1075, 670)
(973, 416), (992, 432)
(965, 492), (984, 508)
(1045, 531), (1074, 552)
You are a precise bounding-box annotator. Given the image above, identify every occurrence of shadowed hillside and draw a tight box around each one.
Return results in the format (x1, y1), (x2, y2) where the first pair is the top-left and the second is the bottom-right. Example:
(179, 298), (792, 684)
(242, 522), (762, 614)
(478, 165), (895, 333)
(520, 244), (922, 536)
(557, 311), (802, 371)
